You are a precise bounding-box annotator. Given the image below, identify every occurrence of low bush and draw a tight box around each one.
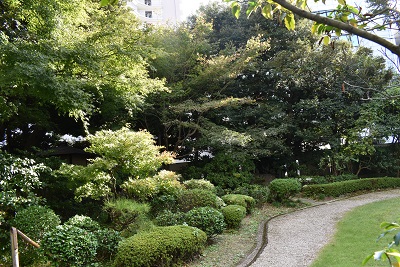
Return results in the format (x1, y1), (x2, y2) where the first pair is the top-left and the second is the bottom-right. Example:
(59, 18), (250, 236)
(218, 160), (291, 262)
(302, 177), (400, 198)
(65, 214), (101, 231)
(183, 179), (216, 192)
(42, 224), (98, 266)
(221, 205), (246, 229)
(113, 225), (207, 267)
(104, 198), (150, 231)
(221, 194), (255, 214)
(184, 207), (226, 237)
(12, 205), (60, 265)
(269, 179), (302, 202)
(121, 170), (183, 202)
(95, 228), (122, 262)
(154, 210), (185, 226)
(176, 189), (218, 212)
(232, 184), (270, 206)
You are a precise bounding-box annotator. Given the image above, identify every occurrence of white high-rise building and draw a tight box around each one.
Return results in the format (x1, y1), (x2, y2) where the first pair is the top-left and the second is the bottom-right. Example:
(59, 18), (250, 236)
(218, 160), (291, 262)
(127, 0), (181, 24)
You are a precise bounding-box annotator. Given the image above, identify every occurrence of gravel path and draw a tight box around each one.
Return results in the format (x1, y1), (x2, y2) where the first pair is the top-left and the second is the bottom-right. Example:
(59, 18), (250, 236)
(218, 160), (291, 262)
(238, 189), (400, 267)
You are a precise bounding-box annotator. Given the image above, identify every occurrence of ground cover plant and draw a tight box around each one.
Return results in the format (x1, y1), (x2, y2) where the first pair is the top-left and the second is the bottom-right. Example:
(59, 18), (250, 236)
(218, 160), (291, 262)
(310, 197), (400, 267)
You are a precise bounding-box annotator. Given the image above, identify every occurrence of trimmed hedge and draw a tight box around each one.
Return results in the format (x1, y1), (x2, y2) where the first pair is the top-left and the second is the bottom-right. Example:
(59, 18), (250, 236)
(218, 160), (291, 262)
(221, 194), (255, 214)
(302, 177), (400, 198)
(221, 205), (246, 229)
(232, 184), (270, 206)
(185, 207), (226, 237)
(176, 189), (218, 212)
(113, 225), (207, 267)
(269, 179), (302, 202)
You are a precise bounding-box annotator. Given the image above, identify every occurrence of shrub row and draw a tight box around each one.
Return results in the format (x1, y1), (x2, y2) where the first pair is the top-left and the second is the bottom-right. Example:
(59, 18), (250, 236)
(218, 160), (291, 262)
(114, 225), (207, 267)
(302, 177), (400, 198)
(269, 179), (302, 202)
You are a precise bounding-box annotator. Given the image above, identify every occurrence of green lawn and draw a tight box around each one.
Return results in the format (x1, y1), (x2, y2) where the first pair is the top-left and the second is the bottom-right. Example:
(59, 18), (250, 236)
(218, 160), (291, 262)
(310, 197), (400, 267)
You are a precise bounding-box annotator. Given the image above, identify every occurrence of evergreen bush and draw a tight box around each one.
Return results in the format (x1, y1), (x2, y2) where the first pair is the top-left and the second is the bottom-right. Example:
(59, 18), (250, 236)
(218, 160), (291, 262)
(12, 205), (60, 265)
(221, 205), (246, 229)
(113, 225), (207, 267)
(269, 178), (302, 202)
(183, 179), (216, 192)
(184, 207), (226, 237)
(232, 184), (270, 206)
(176, 189), (218, 212)
(221, 194), (255, 214)
(154, 210), (185, 226)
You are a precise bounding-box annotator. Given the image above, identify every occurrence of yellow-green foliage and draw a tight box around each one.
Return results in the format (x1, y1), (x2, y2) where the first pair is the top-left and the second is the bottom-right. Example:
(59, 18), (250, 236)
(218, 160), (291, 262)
(113, 225), (207, 267)
(221, 204), (246, 229)
(122, 170), (183, 201)
(183, 179), (216, 192)
(177, 189), (218, 212)
(221, 194), (255, 214)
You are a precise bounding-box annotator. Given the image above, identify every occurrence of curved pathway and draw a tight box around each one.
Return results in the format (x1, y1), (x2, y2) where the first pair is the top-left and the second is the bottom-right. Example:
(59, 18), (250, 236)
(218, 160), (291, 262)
(237, 189), (400, 267)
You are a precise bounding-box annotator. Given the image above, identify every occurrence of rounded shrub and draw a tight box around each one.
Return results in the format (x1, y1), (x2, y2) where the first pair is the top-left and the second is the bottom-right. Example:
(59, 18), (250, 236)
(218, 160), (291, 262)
(221, 205), (246, 229)
(154, 210), (185, 226)
(113, 225), (207, 267)
(95, 228), (122, 262)
(12, 205), (60, 265)
(232, 184), (270, 205)
(41, 224), (98, 266)
(183, 179), (216, 192)
(269, 178), (302, 202)
(184, 207), (226, 237)
(176, 189), (217, 212)
(221, 194), (255, 214)
(65, 214), (101, 231)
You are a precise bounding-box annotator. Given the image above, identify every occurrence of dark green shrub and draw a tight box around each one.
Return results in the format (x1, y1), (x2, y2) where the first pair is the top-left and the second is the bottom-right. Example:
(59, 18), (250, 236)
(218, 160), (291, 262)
(41, 224), (98, 266)
(232, 184), (270, 206)
(184, 207), (226, 237)
(95, 228), (122, 262)
(269, 178), (302, 202)
(176, 189), (217, 212)
(302, 177), (400, 198)
(221, 205), (246, 229)
(150, 194), (178, 215)
(104, 198), (150, 231)
(113, 225), (207, 267)
(12, 205), (60, 265)
(221, 194), (255, 214)
(183, 179), (216, 192)
(154, 210), (185, 226)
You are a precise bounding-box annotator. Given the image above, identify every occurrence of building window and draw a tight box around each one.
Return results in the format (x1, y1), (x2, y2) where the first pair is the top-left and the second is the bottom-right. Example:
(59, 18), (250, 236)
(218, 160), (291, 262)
(145, 11), (152, 18)
(145, 0), (151, 5)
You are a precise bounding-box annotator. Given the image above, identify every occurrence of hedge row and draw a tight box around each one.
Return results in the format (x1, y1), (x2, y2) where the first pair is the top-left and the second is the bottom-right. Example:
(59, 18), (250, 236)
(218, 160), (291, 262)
(302, 177), (400, 198)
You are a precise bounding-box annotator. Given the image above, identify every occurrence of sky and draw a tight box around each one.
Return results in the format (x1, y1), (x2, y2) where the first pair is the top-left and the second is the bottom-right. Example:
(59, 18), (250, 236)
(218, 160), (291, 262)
(179, 0), (214, 20)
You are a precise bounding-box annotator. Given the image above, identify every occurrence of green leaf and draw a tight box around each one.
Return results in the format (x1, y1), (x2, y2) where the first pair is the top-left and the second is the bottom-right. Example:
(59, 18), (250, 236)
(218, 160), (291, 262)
(323, 36), (330, 46)
(284, 13), (295, 30)
(246, 1), (257, 18)
(338, 0), (346, 5)
(100, 0), (109, 7)
(335, 28), (342, 36)
(362, 253), (374, 265)
(262, 4), (273, 19)
(231, 2), (241, 19)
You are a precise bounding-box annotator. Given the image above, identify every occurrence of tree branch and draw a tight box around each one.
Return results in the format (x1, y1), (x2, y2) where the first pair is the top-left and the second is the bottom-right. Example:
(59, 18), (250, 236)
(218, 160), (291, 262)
(270, 0), (400, 57)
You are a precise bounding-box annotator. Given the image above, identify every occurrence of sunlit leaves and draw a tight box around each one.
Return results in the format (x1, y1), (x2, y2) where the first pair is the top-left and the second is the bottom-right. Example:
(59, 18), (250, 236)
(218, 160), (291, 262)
(284, 12), (296, 30)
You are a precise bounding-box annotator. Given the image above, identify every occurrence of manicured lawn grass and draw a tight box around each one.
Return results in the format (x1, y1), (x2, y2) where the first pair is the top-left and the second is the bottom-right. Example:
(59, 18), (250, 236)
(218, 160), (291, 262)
(310, 197), (400, 267)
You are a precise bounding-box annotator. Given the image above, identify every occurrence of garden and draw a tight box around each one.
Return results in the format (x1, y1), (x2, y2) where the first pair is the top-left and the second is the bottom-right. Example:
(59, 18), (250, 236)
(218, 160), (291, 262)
(1, 0), (400, 266)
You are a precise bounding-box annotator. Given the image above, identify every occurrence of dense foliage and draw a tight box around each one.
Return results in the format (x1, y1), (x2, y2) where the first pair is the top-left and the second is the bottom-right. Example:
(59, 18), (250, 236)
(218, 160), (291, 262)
(113, 225), (207, 267)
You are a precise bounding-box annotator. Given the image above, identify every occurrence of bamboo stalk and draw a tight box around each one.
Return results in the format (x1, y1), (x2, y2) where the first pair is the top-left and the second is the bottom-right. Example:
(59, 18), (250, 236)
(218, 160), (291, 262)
(10, 227), (19, 267)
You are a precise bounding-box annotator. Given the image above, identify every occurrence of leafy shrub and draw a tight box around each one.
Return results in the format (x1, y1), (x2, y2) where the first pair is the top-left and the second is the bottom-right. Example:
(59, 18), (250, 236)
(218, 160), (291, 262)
(154, 210), (185, 226)
(302, 177), (400, 198)
(221, 205), (246, 229)
(150, 194), (178, 215)
(104, 198), (150, 231)
(177, 189), (218, 212)
(95, 228), (122, 262)
(121, 170), (183, 202)
(65, 215), (101, 231)
(184, 207), (226, 237)
(269, 178), (302, 202)
(41, 224), (98, 266)
(113, 225), (207, 267)
(221, 194), (255, 214)
(183, 179), (216, 192)
(232, 184), (270, 205)
(12, 205), (60, 265)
